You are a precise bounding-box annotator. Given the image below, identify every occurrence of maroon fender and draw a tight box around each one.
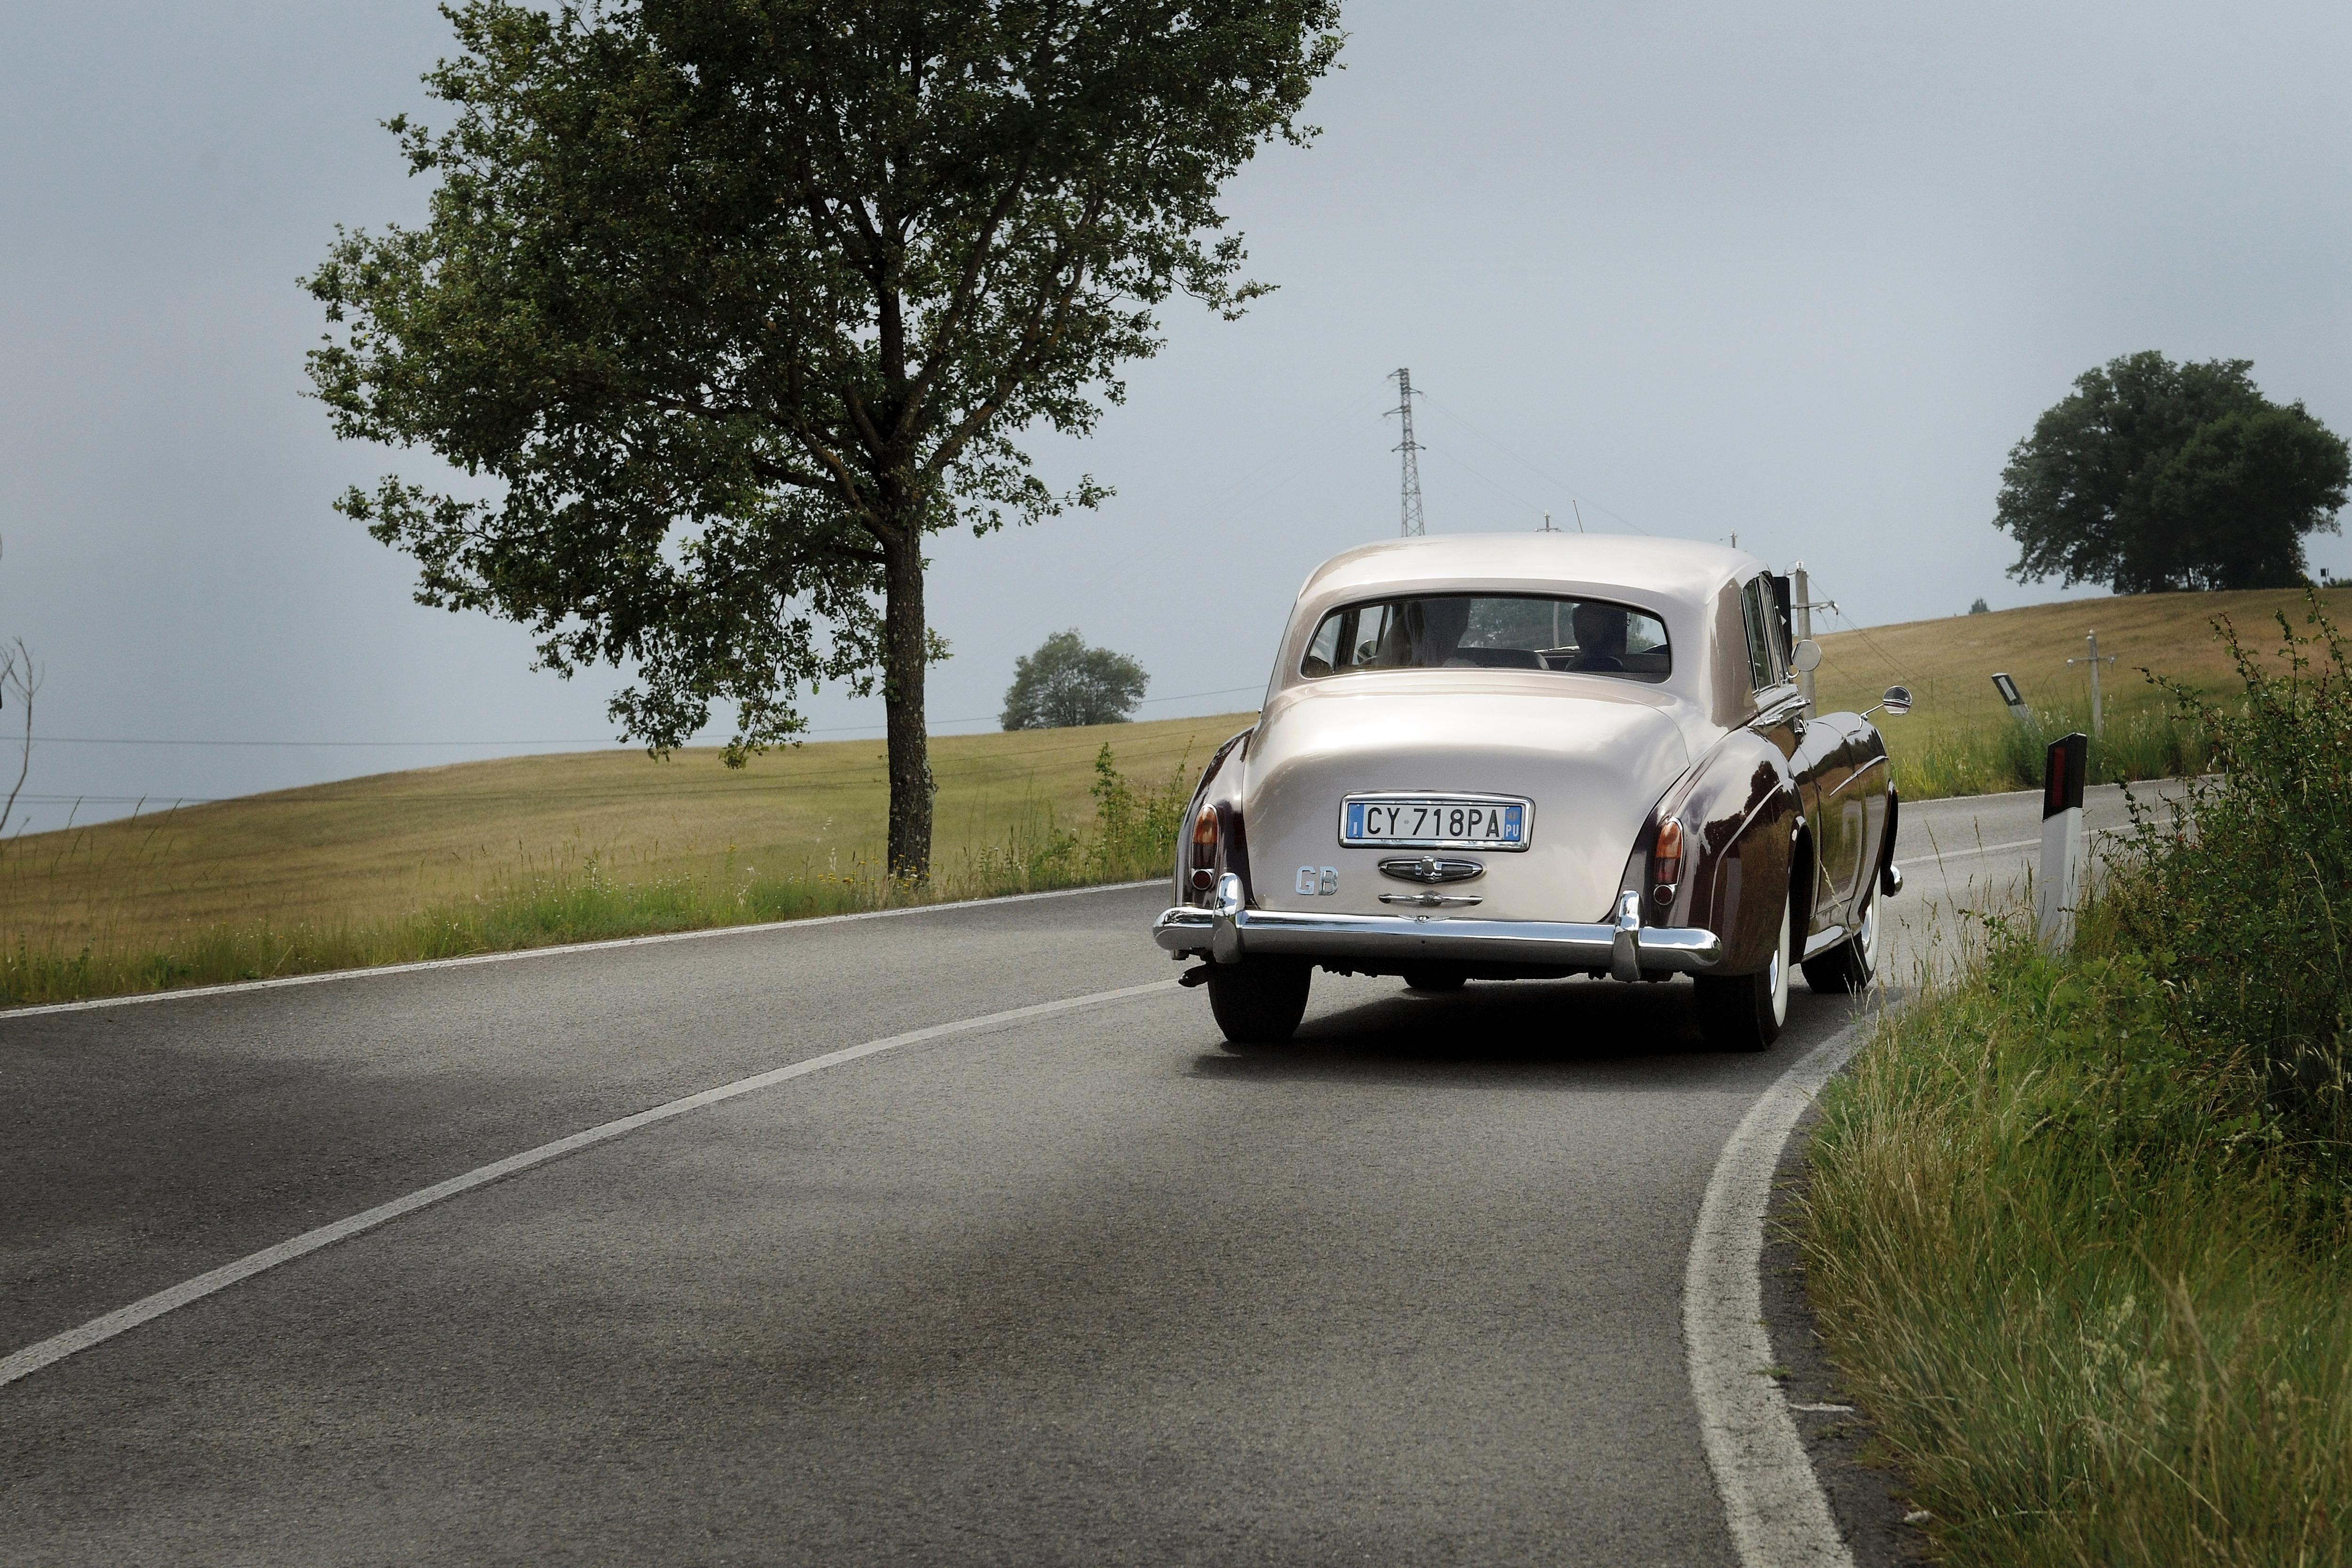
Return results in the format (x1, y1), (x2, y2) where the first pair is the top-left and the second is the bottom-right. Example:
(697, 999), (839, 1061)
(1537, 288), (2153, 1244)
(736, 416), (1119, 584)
(1174, 727), (1256, 907)
(1622, 729), (1798, 977)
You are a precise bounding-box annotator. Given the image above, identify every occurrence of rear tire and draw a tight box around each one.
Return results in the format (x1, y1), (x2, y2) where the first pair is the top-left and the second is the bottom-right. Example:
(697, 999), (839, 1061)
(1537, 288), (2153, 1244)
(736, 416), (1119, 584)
(1401, 967), (1468, 993)
(1206, 960), (1312, 1045)
(1695, 895), (1790, 1052)
(1800, 887), (1878, 995)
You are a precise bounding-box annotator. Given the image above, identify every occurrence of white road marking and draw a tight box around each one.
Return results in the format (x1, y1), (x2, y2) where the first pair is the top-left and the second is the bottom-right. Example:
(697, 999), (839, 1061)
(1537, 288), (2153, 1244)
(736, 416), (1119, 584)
(0, 879), (1161, 1020)
(1895, 824), (2122, 871)
(1894, 835), (2039, 866)
(0, 978), (1178, 1392)
(1685, 1018), (1866, 1568)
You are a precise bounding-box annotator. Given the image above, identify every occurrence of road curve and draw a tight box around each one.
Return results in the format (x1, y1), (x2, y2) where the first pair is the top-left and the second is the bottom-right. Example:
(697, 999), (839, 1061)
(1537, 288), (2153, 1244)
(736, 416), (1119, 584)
(0, 787), (2157, 1565)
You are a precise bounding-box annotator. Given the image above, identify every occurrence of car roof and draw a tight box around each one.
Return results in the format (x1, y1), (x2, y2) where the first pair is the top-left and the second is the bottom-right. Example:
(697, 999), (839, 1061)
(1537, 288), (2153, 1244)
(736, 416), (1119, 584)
(1296, 533), (1761, 616)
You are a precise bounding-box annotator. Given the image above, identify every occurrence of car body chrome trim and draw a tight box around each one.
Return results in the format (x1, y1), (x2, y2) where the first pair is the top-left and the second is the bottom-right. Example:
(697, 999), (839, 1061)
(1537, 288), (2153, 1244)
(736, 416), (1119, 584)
(1377, 854), (1485, 884)
(1157, 892), (1724, 978)
(1377, 891), (1483, 908)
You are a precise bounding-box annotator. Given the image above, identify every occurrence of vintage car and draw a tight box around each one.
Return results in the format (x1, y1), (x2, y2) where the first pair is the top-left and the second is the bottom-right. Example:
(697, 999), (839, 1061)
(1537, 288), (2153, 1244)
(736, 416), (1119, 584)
(1152, 534), (1909, 1050)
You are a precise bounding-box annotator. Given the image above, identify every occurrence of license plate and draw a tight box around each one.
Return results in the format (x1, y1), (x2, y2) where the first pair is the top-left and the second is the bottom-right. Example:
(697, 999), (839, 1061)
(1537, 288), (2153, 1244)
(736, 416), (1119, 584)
(1340, 795), (1531, 850)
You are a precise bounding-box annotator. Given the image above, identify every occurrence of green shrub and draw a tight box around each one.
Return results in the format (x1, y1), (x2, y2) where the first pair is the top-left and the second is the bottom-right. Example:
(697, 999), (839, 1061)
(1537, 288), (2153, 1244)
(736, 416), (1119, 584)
(2106, 599), (2352, 1132)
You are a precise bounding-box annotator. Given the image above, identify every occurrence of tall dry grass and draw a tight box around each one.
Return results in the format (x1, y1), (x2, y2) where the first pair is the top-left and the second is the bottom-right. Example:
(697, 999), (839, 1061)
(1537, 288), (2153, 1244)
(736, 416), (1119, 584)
(1802, 598), (2352, 1566)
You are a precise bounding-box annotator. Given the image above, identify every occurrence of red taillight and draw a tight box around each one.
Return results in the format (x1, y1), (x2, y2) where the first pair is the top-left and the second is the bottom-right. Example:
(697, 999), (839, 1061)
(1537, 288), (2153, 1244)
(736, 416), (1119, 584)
(1653, 816), (1684, 887)
(1189, 806), (1219, 891)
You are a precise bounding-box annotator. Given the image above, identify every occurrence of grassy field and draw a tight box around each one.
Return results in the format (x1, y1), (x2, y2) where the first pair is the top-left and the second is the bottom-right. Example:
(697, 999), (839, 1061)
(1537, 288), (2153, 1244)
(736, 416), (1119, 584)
(0, 713), (1249, 1003)
(1810, 582), (2352, 797)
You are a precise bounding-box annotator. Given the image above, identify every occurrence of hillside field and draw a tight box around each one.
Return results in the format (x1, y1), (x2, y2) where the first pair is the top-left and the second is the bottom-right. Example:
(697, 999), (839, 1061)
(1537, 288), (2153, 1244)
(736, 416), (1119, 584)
(1, 712), (1252, 981)
(2, 581), (2343, 1004)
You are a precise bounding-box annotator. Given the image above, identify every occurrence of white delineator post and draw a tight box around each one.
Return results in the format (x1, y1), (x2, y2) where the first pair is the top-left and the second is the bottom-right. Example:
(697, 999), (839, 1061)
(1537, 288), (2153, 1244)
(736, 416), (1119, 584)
(1991, 671), (2032, 729)
(2037, 731), (2088, 949)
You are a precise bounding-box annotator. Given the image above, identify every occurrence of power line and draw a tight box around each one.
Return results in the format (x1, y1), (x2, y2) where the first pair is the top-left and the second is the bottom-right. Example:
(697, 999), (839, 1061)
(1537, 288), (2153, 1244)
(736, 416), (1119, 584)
(25, 683), (1268, 750)
(1414, 391), (1657, 536)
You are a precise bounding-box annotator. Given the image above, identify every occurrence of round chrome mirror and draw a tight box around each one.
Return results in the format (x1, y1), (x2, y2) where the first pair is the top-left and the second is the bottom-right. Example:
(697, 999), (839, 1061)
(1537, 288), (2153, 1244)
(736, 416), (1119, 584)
(1789, 638), (1822, 673)
(1881, 685), (1914, 717)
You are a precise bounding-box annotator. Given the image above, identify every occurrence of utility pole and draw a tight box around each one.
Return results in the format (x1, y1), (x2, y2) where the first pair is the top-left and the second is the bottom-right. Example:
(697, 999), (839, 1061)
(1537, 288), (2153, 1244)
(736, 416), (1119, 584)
(1787, 565), (1838, 714)
(1387, 368), (1425, 537)
(1540, 511), (1556, 532)
(2067, 630), (2117, 740)
(1791, 562), (1815, 711)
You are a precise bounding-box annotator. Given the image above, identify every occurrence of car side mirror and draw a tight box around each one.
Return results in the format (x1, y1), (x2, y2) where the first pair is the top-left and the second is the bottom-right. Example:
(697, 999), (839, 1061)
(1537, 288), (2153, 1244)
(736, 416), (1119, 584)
(1881, 685), (1913, 717)
(1789, 638), (1822, 673)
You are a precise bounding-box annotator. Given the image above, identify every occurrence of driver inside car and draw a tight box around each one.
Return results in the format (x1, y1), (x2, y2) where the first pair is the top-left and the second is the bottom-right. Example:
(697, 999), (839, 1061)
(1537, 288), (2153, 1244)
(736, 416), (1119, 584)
(1569, 602), (1629, 672)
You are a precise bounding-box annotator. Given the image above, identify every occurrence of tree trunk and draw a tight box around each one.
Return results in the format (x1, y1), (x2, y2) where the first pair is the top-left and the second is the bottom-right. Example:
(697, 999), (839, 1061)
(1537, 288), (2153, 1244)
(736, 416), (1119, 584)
(880, 527), (935, 882)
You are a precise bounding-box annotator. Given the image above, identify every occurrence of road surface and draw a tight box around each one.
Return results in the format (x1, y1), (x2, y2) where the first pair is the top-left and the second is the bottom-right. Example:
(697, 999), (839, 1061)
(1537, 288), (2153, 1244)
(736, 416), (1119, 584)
(0, 784), (2162, 1565)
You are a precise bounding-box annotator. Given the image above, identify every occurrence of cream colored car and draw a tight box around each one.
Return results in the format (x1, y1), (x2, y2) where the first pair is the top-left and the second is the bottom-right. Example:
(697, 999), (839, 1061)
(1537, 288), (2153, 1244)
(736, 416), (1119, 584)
(1152, 534), (1906, 1050)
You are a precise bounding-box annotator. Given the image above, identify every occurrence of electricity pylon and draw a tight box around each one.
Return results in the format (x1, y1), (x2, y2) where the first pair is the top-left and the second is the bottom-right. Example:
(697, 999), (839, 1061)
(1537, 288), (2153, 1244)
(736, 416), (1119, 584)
(1387, 368), (1425, 536)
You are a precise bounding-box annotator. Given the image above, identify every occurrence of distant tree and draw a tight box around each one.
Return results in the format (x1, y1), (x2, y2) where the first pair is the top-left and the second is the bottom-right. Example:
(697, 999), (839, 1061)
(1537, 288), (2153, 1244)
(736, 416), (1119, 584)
(1001, 630), (1147, 729)
(1968, 597), (1989, 615)
(1994, 351), (2349, 593)
(305, 0), (1341, 880)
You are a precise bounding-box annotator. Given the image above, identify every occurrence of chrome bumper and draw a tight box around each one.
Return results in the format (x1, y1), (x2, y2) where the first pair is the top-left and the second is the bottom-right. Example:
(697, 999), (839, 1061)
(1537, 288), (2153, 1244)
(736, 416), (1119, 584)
(1154, 876), (1723, 980)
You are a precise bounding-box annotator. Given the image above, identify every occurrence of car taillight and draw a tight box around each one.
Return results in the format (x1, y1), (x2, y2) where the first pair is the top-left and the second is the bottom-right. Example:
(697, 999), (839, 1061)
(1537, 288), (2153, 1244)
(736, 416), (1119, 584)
(1653, 816), (1684, 888)
(1190, 806), (1219, 891)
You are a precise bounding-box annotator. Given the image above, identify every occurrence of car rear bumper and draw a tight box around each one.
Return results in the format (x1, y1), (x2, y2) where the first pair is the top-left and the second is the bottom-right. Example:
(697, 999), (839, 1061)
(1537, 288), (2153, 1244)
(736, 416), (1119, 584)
(1153, 877), (1724, 981)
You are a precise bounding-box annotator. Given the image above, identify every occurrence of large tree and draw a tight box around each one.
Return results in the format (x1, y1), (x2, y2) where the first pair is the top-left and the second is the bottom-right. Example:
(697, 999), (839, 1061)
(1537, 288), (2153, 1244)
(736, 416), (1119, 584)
(1994, 351), (2348, 594)
(307, 0), (1340, 878)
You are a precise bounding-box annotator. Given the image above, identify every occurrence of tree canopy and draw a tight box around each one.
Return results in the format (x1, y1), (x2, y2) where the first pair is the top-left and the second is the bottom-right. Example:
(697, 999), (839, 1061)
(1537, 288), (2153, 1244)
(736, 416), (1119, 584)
(1001, 629), (1147, 728)
(305, 0), (1340, 877)
(1994, 351), (2348, 594)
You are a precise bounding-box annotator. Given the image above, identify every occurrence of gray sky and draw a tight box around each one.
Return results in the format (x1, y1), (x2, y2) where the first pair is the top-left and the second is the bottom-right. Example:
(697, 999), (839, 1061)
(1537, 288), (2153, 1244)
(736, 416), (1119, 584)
(3, 0), (2348, 833)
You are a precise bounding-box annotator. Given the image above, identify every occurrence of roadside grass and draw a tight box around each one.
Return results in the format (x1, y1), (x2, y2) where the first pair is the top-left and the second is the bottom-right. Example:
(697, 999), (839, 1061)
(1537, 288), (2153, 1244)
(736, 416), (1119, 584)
(0, 721), (1222, 1007)
(1802, 598), (2352, 1565)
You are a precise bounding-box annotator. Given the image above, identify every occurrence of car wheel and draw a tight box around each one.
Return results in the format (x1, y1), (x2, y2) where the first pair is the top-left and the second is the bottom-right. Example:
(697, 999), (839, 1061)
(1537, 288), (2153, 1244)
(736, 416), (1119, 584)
(1205, 960), (1312, 1045)
(1800, 886), (1878, 995)
(1694, 894), (1790, 1052)
(1401, 967), (1468, 993)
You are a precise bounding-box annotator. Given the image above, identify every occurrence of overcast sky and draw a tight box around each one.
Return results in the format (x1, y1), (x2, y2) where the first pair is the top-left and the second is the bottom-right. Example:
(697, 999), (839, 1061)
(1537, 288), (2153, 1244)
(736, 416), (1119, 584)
(3, 0), (2347, 832)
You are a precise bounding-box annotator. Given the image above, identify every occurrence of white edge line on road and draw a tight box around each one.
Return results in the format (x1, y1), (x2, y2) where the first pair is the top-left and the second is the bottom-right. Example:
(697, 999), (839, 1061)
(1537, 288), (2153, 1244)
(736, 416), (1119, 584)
(1894, 823), (2123, 871)
(0, 977), (1179, 1393)
(1685, 1017), (1867, 1568)
(0, 878), (1162, 1021)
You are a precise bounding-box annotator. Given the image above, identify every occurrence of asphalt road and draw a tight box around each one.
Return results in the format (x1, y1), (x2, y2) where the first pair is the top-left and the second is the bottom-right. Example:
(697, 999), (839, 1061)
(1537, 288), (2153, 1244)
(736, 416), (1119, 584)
(1, 784), (2164, 1566)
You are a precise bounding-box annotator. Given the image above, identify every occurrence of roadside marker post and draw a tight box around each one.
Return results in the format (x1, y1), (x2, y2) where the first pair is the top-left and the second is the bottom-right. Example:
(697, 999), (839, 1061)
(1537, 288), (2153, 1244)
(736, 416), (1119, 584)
(2037, 732), (2088, 949)
(1991, 671), (2032, 728)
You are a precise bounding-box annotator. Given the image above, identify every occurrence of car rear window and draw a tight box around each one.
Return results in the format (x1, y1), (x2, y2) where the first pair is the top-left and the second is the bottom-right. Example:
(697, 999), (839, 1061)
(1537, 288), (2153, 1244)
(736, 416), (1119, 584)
(1299, 594), (1671, 683)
